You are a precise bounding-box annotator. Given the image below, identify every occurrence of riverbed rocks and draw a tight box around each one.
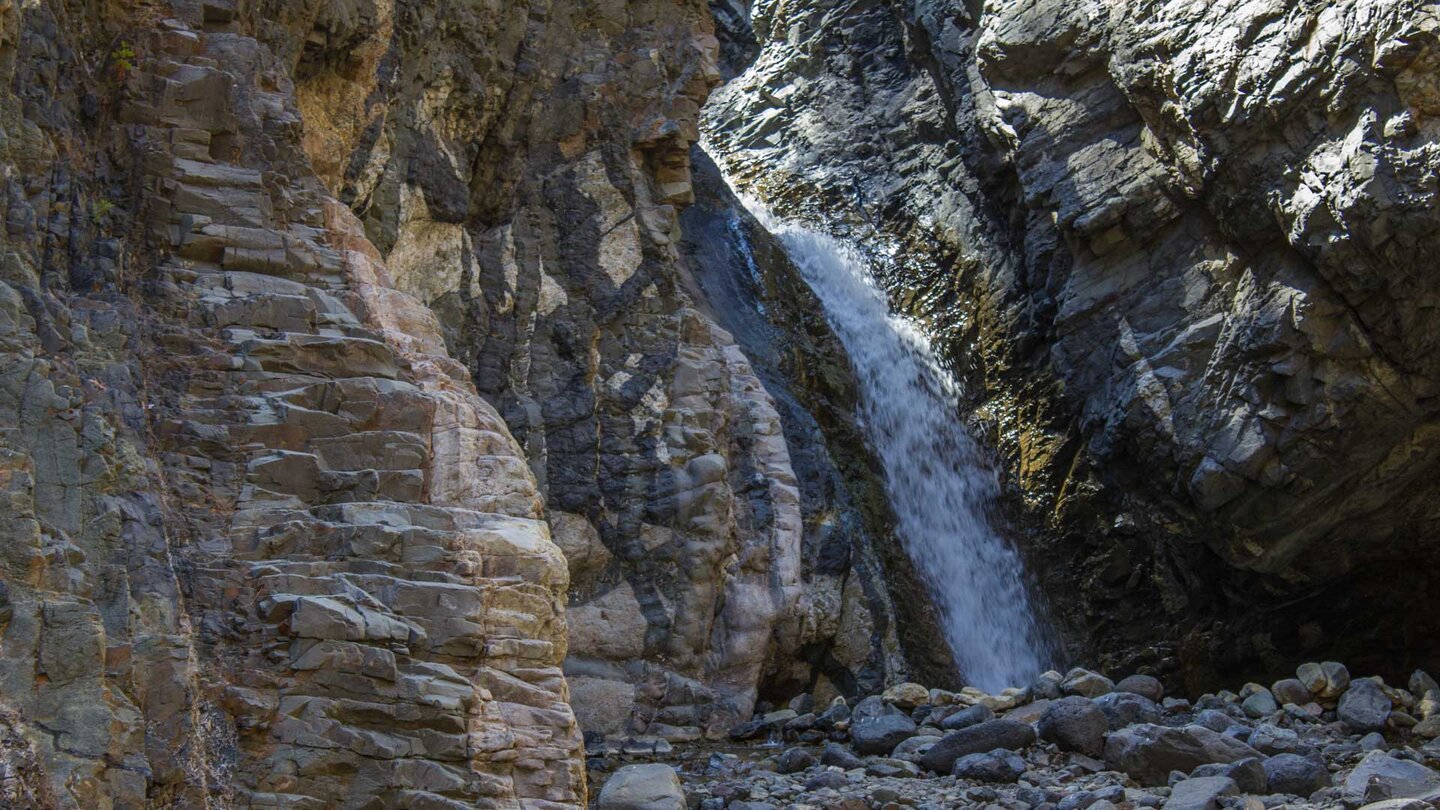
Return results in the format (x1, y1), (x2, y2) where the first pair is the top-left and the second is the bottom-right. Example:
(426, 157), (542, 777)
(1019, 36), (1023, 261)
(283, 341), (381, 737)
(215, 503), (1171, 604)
(601, 663), (1440, 810)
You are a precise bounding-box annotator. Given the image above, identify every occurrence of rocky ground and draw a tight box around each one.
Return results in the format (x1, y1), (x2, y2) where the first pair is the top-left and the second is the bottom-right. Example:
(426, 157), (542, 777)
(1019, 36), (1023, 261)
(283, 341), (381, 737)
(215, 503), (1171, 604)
(589, 663), (1440, 810)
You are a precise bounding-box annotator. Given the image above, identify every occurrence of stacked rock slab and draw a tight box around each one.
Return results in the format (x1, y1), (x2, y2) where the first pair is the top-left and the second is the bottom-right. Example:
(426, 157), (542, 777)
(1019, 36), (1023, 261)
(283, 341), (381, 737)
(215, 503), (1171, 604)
(0, 2), (581, 807)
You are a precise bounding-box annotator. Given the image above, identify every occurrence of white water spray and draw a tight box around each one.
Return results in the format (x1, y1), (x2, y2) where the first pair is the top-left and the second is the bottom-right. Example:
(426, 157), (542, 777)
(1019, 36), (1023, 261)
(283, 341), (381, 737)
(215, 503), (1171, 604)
(728, 190), (1049, 691)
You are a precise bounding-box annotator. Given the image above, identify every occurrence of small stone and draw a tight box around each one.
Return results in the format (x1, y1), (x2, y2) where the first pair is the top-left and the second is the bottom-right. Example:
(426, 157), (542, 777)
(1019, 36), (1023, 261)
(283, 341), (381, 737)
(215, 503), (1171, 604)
(1361, 732), (1388, 751)
(1063, 668), (1115, 698)
(1320, 662), (1351, 699)
(598, 764), (685, 810)
(1341, 679), (1394, 733)
(1038, 696), (1109, 757)
(803, 771), (847, 791)
(1263, 753), (1330, 795)
(1163, 698), (1192, 713)
(1162, 776), (1237, 810)
(952, 748), (1027, 782)
(1116, 674), (1165, 702)
(865, 757), (919, 778)
(789, 693), (816, 714)
(1247, 723), (1302, 755)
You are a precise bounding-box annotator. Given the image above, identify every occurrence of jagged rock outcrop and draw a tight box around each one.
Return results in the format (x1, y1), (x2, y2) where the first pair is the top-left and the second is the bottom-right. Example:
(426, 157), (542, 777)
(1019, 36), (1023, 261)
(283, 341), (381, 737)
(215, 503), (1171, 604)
(277, 0), (916, 739)
(703, 0), (1440, 688)
(0, 1), (581, 806)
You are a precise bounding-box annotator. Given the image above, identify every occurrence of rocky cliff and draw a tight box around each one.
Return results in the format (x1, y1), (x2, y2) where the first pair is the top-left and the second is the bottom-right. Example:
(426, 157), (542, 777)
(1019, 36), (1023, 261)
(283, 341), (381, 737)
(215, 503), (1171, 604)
(704, 0), (1440, 689)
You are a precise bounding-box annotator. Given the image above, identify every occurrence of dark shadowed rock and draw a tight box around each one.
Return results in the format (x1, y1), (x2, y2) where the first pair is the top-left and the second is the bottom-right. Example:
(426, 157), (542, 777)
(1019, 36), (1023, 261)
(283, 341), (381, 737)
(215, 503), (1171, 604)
(1341, 751), (1440, 805)
(821, 742), (865, 770)
(942, 705), (996, 731)
(1263, 753), (1330, 796)
(953, 749), (1028, 783)
(1116, 675), (1164, 703)
(1162, 776), (1237, 810)
(1038, 697), (1109, 757)
(1104, 724), (1262, 786)
(1340, 680), (1393, 733)
(851, 713), (918, 756)
(1094, 692), (1164, 730)
(1190, 758), (1267, 794)
(920, 720), (1037, 775)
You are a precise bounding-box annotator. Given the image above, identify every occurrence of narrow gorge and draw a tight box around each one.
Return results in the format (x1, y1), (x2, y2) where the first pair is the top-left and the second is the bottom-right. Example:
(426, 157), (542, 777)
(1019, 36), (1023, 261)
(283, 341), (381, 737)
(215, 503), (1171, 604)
(0, 0), (1437, 808)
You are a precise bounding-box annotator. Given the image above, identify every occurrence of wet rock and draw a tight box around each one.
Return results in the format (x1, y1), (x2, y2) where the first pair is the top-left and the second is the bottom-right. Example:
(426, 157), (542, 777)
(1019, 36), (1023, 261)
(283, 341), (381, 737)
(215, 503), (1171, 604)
(599, 764), (686, 810)
(1104, 724), (1262, 786)
(1039, 697), (1109, 757)
(952, 749), (1028, 783)
(1341, 680), (1394, 733)
(920, 720), (1037, 775)
(1263, 753), (1330, 796)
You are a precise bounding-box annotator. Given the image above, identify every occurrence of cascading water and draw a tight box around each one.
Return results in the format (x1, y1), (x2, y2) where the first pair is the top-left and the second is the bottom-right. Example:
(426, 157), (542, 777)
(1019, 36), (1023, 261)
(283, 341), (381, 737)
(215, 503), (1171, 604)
(723, 181), (1050, 691)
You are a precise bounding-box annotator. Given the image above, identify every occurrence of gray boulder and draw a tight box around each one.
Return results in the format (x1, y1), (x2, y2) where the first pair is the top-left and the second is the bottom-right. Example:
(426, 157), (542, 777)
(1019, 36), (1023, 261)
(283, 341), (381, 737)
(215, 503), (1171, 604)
(1094, 691), (1164, 729)
(598, 764), (686, 810)
(952, 748), (1028, 782)
(1342, 751), (1440, 805)
(1241, 689), (1279, 718)
(1104, 724), (1263, 786)
(1163, 776), (1237, 810)
(919, 720), (1036, 775)
(821, 742), (864, 770)
(941, 704), (995, 731)
(1272, 678), (1312, 706)
(776, 747), (815, 774)
(1063, 668), (1115, 698)
(851, 712), (917, 756)
(1190, 757), (1267, 794)
(1038, 696), (1109, 756)
(1264, 753), (1330, 796)
(1341, 679), (1394, 733)
(1247, 723), (1304, 756)
(1116, 674), (1165, 702)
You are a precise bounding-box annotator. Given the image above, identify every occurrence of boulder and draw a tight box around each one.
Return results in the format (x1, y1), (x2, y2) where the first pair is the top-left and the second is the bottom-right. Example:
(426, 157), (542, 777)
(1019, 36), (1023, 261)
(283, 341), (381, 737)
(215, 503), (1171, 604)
(1162, 776), (1237, 810)
(820, 742), (864, 770)
(776, 747), (815, 774)
(851, 712), (917, 756)
(919, 720), (1036, 775)
(1342, 751), (1440, 805)
(1247, 723), (1303, 756)
(1094, 692), (1164, 729)
(1063, 668), (1115, 698)
(1115, 674), (1164, 702)
(598, 764), (685, 810)
(1264, 753), (1330, 796)
(1030, 671), (1064, 700)
(941, 704), (995, 731)
(1341, 679), (1394, 733)
(953, 749), (1028, 783)
(1038, 696), (1109, 757)
(1190, 757), (1267, 793)
(1241, 689), (1278, 718)
(1272, 678), (1312, 706)
(1103, 724), (1263, 786)
(882, 682), (930, 709)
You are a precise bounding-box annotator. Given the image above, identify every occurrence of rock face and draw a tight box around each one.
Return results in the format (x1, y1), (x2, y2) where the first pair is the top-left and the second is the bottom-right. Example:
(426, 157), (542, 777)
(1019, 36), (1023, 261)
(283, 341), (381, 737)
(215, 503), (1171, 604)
(278, 0), (922, 741)
(0, 1), (581, 806)
(703, 0), (1440, 685)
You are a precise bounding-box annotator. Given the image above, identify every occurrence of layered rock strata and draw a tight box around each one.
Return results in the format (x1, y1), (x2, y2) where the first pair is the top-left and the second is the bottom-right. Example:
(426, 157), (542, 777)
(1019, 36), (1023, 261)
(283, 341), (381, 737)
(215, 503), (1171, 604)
(704, 0), (1440, 687)
(278, 0), (917, 738)
(0, 1), (580, 806)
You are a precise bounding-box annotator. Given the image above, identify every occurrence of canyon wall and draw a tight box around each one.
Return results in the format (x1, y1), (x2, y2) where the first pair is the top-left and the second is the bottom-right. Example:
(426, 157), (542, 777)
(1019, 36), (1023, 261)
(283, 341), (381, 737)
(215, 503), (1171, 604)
(704, 0), (1440, 690)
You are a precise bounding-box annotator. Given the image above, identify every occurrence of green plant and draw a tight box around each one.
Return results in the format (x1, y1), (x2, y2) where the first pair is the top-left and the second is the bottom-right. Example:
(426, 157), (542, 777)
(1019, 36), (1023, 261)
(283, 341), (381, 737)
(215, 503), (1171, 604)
(91, 198), (116, 225)
(110, 42), (135, 83)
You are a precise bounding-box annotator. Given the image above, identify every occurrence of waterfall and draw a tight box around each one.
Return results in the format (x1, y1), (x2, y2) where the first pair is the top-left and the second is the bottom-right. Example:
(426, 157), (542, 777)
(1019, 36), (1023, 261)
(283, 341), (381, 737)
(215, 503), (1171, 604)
(725, 186), (1050, 691)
